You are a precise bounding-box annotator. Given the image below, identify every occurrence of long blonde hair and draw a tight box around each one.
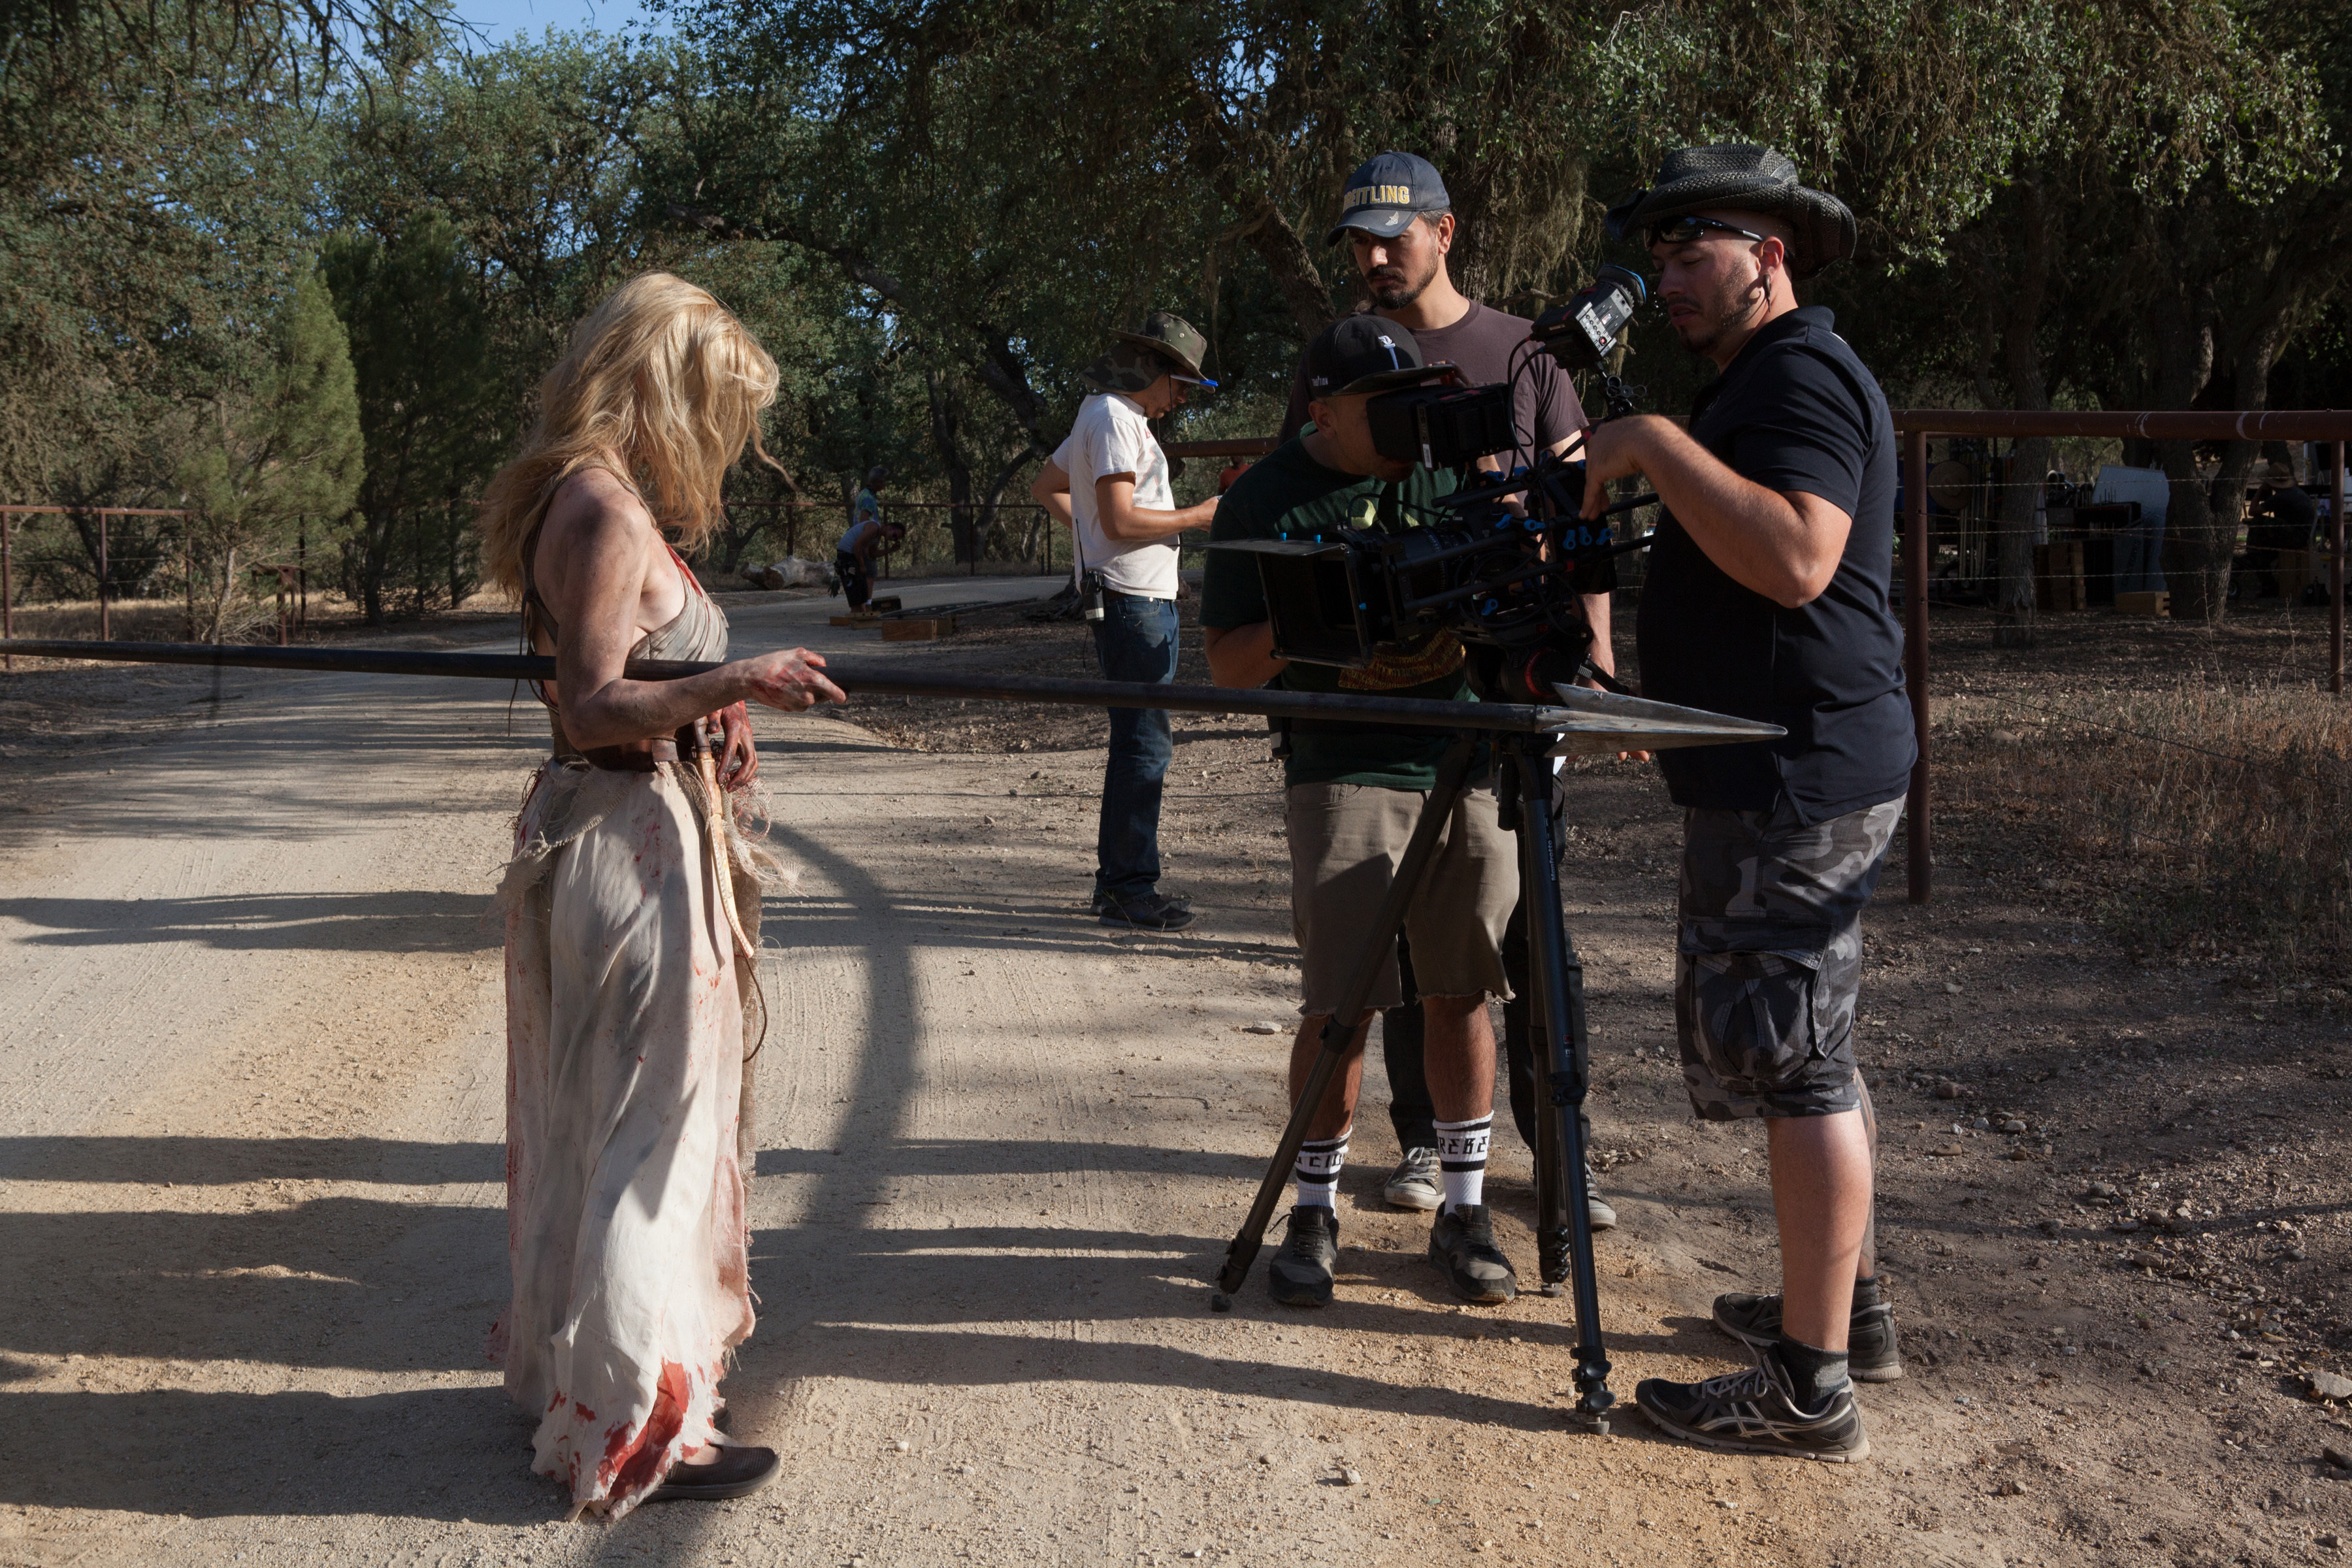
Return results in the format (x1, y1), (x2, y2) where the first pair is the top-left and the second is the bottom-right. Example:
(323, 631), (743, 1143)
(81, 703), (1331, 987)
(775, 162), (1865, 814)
(478, 272), (781, 599)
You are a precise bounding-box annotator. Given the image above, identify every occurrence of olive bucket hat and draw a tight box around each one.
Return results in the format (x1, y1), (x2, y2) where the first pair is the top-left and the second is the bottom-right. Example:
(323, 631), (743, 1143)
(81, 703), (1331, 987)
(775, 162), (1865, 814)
(1082, 310), (1218, 394)
(1604, 144), (1857, 281)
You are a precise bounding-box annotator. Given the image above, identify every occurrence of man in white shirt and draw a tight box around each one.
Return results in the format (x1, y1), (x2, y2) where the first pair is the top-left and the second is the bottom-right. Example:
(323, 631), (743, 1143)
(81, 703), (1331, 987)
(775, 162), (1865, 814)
(1031, 312), (1219, 929)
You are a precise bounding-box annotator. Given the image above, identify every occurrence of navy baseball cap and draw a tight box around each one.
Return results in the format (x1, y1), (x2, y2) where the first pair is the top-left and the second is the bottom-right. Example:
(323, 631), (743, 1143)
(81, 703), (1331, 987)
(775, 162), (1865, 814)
(1301, 315), (1456, 399)
(1326, 151), (1452, 246)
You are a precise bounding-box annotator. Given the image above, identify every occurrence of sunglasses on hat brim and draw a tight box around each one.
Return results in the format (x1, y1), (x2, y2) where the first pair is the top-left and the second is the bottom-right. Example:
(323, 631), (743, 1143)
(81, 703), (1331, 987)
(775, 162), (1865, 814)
(1646, 214), (1769, 248)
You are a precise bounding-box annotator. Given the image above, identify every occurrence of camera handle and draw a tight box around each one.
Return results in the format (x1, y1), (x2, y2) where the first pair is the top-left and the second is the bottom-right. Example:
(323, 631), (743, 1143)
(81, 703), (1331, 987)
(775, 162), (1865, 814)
(1210, 730), (1618, 1435)
(1597, 373), (1644, 423)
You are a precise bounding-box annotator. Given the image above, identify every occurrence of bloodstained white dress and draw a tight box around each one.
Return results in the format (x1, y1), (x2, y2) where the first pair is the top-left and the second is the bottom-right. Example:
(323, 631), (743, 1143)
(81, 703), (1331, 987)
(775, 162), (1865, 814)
(491, 569), (762, 1518)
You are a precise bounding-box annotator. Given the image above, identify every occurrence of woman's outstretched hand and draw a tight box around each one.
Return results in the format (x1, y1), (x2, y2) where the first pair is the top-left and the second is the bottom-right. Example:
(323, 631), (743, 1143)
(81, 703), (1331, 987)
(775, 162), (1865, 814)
(740, 648), (845, 713)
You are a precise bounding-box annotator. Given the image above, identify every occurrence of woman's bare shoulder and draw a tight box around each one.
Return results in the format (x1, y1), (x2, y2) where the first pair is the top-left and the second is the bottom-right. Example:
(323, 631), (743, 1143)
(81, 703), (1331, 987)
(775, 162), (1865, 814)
(544, 466), (655, 540)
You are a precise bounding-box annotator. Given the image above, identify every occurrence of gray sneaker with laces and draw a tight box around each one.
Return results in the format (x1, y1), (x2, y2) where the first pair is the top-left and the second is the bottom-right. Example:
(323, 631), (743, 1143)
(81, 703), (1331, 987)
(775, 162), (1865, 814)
(1268, 1205), (1339, 1307)
(1382, 1147), (1441, 1211)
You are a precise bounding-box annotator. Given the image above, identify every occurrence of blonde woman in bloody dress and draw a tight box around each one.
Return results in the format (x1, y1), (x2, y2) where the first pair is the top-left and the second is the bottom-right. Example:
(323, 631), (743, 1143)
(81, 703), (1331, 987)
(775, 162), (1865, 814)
(478, 273), (840, 1519)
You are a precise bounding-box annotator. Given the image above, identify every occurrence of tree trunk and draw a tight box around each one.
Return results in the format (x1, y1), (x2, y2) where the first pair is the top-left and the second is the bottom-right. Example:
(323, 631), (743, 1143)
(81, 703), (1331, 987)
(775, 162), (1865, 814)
(1978, 174), (2059, 647)
(1196, 159), (1333, 336)
(2185, 326), (2289, 621)
(973, 446), (1039, 562)
(926, 368), (979, 564)
(2148, 226), (2223, 621)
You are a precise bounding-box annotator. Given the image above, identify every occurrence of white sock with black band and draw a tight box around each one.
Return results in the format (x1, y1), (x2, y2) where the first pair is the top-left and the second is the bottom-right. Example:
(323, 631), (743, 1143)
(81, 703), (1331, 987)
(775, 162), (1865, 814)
(1294, 1130), (1350, 1209)
(1434, 1115), (1492, 1214)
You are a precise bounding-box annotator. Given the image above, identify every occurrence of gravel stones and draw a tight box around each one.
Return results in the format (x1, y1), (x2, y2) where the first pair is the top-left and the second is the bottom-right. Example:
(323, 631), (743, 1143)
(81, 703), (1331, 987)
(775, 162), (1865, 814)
(2307, 1370), (2352, 1401)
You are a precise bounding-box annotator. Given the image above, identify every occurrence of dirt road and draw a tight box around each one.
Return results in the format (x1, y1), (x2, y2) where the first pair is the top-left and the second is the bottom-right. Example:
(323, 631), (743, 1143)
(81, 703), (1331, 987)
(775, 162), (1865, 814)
(1, 589), (2345, 1567)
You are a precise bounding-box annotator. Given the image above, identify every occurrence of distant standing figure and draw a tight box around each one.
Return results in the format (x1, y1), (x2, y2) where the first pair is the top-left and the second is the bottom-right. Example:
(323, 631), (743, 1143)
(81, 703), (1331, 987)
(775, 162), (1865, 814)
(1030, 312), (1220, 930)
(836, 467), (898, 612)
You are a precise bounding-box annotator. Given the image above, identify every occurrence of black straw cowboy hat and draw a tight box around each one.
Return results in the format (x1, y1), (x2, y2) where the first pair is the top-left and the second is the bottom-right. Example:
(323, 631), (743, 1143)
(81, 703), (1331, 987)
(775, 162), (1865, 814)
(1605, 145), (1857, 281)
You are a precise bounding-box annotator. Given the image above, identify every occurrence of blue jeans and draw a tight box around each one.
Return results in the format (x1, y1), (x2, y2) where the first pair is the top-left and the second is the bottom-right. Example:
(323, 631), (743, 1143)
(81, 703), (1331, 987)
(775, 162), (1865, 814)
(1089, 593), (1177, 900)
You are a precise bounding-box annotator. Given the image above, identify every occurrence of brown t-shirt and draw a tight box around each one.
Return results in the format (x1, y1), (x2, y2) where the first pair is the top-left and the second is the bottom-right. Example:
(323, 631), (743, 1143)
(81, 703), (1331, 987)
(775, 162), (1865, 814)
(1279, 299), (1589, 455)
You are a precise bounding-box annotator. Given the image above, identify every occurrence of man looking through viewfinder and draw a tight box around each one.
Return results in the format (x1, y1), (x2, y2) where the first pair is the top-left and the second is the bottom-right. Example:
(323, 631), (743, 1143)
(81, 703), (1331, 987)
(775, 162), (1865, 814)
(1203, 316), (1522, 1312)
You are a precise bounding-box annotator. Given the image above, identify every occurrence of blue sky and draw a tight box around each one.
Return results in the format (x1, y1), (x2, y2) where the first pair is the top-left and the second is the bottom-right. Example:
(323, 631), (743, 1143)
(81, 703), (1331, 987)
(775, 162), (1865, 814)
(447, 0), (672, 44)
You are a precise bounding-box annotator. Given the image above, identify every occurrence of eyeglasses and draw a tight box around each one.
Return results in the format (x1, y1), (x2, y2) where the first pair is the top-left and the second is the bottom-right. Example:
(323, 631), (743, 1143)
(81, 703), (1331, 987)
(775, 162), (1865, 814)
(1646, 215), (1768, 248)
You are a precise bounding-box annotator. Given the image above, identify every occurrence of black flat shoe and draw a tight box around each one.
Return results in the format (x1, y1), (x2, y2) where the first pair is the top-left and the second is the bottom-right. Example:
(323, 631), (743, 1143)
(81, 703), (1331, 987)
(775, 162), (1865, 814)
(646, 1444), (781, 1503)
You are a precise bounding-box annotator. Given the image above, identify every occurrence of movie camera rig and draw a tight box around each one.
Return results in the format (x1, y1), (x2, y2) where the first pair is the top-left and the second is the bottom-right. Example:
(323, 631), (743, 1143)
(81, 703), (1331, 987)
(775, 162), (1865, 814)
(1214, 263), (1655, 708)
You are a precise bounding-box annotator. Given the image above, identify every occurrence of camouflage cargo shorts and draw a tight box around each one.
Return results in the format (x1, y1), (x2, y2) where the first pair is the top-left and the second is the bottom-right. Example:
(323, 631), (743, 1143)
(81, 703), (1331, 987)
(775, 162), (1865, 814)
(1674, 795), (1903, 1120)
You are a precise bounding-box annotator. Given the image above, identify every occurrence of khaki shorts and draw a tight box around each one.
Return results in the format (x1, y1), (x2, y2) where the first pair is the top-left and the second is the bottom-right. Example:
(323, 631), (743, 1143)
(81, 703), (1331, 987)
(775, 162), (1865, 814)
(1285, 781), (1518, 1019)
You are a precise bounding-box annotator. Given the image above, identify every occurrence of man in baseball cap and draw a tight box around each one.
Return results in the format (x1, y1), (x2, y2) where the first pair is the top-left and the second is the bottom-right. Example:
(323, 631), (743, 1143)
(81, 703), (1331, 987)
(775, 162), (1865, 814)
(1200, 316), (1527, 1313)
(1290, 151), (1622, 1241)
(1031, 311), (1220, 930)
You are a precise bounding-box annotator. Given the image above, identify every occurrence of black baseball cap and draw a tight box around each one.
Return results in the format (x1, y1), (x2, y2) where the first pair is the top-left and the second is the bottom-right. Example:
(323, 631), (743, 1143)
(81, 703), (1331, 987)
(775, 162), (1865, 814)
(1301, 315), (1456, 400)
(1326, 151), (1452, 246)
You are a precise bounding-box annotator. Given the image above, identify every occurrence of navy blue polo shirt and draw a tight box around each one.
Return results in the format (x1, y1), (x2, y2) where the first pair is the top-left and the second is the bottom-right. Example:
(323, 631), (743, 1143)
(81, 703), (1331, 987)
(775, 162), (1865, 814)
(1635, 306), (1916, 823)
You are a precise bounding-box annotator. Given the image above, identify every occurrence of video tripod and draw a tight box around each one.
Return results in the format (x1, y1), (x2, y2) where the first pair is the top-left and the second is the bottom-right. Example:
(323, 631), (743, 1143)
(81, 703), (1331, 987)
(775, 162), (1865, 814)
(1211, 725), (1618, 1429)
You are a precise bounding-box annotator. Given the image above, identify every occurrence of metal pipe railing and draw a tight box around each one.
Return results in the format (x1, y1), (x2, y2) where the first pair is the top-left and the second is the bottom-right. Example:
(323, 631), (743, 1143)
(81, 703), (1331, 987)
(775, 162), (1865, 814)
(1904, 431), (1932, 904)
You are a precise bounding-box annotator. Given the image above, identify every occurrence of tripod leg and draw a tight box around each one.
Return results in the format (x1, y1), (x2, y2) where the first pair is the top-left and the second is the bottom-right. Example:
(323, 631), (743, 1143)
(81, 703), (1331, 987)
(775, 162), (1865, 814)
(1216, 737), (1481, 1298)
(1512, 740), (1615, 1429)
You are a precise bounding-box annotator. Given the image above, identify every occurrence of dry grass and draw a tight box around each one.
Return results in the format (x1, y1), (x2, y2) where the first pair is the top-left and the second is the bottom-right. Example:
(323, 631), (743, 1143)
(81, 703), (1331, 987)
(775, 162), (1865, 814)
(1936, 679), (2352, 982)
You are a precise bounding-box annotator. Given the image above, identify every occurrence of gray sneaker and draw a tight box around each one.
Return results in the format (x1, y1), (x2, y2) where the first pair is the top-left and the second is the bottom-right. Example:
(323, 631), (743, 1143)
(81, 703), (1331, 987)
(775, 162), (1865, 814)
(1585, 1168), (1618, 1232)
(1712, 1288), (1904, 1382)
(1429, 1203), (1517, 1304)
(1382, 1147), (1441, 1211)
(1269, 1205), (1339, 1308)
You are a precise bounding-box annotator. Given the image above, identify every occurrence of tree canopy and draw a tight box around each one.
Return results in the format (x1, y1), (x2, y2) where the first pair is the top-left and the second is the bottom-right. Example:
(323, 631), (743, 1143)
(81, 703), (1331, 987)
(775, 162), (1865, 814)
(2, 0), (2345, 626)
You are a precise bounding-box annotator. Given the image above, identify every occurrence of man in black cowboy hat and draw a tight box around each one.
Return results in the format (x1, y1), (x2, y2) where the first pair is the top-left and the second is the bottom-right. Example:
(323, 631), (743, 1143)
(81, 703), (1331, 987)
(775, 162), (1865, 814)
(1201, 316), (1526, 1312)
(1032, 312), (1220, 929)
(1576, 145), (1914, 1462)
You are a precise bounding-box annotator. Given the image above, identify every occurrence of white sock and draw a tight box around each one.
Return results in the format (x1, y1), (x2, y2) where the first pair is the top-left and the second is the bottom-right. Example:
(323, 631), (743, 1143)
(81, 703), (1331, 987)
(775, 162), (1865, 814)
(1294, 1130), (1350, 1209)
(1435, 1115), (1492, 1213)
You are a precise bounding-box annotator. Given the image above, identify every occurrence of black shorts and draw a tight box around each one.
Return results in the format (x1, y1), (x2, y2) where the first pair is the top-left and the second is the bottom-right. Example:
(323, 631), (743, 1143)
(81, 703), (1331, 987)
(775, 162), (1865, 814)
(836, 551), (870, 610)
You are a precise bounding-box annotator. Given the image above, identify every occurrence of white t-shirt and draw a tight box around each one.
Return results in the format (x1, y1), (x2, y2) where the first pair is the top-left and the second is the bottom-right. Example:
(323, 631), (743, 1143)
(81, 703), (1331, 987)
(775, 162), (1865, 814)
(1054, 392), (1179, 600)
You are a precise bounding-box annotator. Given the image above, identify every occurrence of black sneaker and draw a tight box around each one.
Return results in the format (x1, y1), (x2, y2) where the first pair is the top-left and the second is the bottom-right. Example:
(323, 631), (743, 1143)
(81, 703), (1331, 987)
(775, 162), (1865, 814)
(646, 1443), (783, 1502)
(1712, 1289), (1904, 1382)
(1635, 1350), (1870, 1462)
(1429, 1203), (1517, 1304)
(1096, 889), (1196, 930)
(1269, 1205), (1339, 1307)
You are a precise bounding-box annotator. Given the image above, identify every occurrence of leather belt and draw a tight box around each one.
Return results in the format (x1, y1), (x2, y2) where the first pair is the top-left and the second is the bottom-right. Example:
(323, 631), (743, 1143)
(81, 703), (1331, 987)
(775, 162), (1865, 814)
(567, 725), (694, 772)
